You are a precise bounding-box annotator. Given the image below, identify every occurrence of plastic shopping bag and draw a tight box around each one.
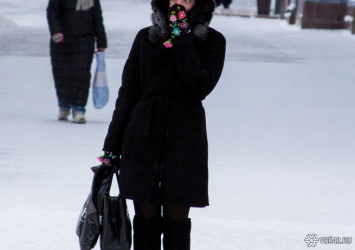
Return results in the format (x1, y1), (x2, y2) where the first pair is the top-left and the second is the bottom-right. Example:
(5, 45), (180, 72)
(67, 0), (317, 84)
(92, 51), (109, 109)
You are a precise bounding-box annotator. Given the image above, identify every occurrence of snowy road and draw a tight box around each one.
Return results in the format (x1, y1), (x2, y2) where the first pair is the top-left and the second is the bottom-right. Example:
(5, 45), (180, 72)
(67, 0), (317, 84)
(1, 0), (355, 249)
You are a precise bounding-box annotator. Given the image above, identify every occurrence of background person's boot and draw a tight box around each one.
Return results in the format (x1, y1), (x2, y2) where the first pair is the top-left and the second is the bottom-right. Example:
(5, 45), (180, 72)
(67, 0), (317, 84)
(163, 218), (191, 250)
(133, 215), (162, 250)
(73, 112), (86, 124)
(58, 108), (70, 121)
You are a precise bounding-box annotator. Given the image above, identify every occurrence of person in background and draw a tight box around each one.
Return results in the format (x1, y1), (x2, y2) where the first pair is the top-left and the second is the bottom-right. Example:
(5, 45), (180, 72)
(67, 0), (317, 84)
(216, 0), (232, 9)
(47, 0), (107, 123)
(98, 0), (226, 249)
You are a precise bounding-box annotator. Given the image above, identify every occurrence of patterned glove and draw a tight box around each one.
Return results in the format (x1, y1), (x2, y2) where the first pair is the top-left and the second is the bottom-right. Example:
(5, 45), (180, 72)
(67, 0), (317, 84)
(97, 151), (117, 167)
(163, 4), (191, 48)
(52, 33), (65, 43)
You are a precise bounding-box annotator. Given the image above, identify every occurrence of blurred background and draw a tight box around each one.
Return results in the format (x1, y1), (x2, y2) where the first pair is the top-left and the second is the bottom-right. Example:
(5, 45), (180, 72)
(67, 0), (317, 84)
(217, 0), (355, 32)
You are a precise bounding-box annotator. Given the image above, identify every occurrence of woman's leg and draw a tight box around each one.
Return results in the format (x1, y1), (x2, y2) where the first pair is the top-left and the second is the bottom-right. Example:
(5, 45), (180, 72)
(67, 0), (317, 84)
(133, 201), (162, 250)
(163, 206), (190, 220)
(134, 202), (161, 219)
(71, 68), (90, 123)
(162, 206), (191, 250)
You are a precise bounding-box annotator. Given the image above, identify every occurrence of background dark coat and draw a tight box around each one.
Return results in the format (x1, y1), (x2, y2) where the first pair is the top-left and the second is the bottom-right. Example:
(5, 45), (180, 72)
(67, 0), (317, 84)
(47, 0), (107, 107)
(103, 0), (225, 207)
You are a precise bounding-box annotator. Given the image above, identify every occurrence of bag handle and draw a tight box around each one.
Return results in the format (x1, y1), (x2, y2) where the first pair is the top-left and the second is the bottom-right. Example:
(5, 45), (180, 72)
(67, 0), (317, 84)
(105, 164), (120, 196)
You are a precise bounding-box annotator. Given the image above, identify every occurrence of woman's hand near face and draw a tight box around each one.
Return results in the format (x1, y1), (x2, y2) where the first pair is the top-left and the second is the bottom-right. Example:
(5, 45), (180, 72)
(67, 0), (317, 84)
(163, 4), (191, 48)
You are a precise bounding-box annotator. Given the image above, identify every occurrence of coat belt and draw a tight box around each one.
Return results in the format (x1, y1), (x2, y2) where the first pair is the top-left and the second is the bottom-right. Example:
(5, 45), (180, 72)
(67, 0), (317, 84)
(139, 97), (201, 136)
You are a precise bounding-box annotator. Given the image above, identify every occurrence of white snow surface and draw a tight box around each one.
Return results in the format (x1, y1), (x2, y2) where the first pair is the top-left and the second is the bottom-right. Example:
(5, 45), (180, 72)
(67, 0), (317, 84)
(1, 0), (355, 249)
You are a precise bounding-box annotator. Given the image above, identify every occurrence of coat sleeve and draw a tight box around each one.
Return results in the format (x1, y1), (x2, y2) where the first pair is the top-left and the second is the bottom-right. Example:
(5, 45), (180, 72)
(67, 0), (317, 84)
(93, 0), (107, 48)
(46, 0), (63, 35)
(102, 30), (143, 154)
(172, 29), (226, 99)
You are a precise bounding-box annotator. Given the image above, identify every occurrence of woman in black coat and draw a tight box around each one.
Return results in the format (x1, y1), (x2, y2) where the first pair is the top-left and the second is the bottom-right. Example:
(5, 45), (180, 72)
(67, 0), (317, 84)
(47, 0), (107, 123)
(100, 0), (225, 249)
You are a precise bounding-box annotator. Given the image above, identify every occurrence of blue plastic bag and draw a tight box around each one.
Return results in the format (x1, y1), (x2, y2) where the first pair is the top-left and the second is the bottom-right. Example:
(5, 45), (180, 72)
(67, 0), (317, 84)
(92, 51), (109, 109)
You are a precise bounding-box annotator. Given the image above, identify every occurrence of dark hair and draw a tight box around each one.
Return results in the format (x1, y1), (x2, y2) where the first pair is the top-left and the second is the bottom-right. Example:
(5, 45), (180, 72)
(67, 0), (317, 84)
(189, 0), (215, 25)
(151, 0), (215, 24)
(151, 0), (169, 15)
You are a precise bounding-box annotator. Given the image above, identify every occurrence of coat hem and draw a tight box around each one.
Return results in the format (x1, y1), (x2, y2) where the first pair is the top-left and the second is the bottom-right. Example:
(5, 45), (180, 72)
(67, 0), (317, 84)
(121, 194), (209, 208)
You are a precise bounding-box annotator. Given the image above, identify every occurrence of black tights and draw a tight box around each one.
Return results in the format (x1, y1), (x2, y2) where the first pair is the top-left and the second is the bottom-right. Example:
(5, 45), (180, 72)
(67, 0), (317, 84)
(134, 201), (190, 220)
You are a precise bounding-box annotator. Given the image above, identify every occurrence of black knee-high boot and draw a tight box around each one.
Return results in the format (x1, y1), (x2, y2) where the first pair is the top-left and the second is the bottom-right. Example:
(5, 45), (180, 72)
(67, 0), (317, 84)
(163, 218), (191, 250)
(133, 215), (162, 250)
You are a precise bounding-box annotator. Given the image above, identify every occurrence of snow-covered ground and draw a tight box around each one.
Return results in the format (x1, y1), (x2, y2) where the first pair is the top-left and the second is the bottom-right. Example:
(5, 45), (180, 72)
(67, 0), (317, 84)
(1, 0), (355, 249)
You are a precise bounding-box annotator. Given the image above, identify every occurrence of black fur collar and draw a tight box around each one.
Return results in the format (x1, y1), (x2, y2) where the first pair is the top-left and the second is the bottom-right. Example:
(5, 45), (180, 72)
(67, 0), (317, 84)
(149, 0), (215, 44)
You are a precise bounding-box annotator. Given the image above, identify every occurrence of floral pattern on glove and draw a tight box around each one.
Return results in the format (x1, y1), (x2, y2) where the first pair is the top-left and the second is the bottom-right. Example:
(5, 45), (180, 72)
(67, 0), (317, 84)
(163, 40), (174, 48)
(178, 11), (186, 20)
(163, 4), (191, 49)
(97, 151), (117, 166)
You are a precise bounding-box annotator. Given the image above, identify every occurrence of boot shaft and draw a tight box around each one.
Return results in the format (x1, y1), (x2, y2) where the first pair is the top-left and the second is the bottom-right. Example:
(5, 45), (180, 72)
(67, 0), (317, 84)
(133, 215), (162, 250)
(163, 218), (191, 250)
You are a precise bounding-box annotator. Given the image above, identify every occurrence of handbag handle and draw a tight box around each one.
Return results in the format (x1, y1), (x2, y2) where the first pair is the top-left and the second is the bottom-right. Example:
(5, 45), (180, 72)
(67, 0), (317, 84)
(105, 164), (120, 196)
(97, 163), (121, 225)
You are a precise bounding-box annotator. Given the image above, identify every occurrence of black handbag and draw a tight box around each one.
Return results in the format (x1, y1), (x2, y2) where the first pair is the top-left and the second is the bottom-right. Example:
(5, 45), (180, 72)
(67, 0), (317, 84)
(76, 192), (100, 250)
(76, 165), (102, 250)
(76, 164), (132, 250)
(97, 165), (132, 250)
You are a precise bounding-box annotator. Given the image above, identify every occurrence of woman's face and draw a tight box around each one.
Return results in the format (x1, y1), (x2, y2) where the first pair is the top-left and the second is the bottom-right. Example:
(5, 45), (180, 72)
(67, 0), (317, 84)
(169, 0), (196, 12)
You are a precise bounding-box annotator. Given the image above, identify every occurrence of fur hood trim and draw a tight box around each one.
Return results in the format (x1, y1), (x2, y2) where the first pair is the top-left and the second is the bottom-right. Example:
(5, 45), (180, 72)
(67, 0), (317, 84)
(149, 0), (215, 44)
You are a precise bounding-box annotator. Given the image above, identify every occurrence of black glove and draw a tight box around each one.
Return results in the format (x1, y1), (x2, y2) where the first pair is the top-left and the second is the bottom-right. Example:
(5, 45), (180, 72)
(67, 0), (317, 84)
(97, 151), (118, 167)
(163, 4), (191, 48)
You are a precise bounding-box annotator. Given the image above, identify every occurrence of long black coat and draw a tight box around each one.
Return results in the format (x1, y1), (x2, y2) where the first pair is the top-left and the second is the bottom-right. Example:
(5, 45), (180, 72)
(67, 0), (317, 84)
(47, 0), (107, 107)
(103, 0), (225, 207)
